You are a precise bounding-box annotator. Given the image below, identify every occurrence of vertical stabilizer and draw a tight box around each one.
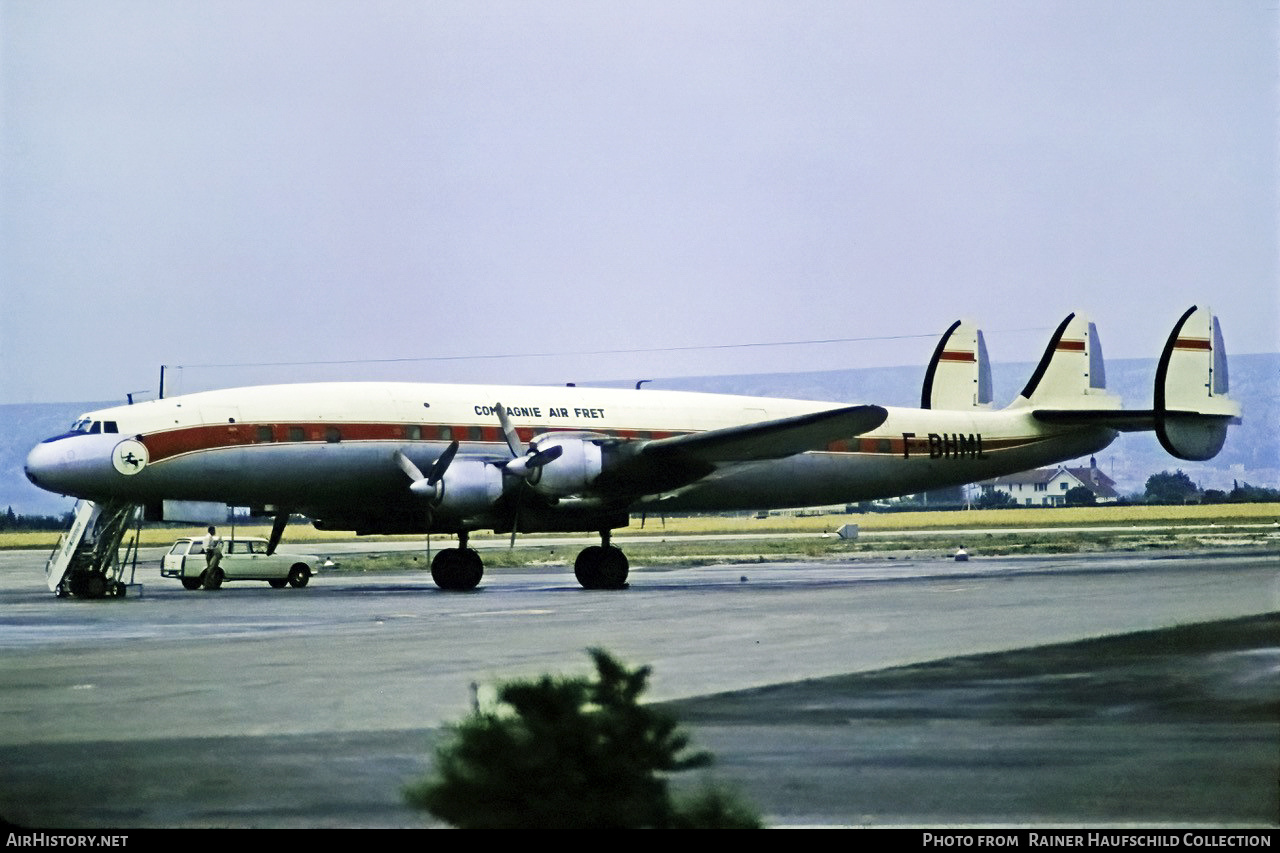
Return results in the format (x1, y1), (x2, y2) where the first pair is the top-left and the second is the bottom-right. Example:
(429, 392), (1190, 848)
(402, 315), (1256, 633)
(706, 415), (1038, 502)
(1153, 305), (1240, 460)
(1011, 313), (1120, 410)
(921, 320), (994, 410)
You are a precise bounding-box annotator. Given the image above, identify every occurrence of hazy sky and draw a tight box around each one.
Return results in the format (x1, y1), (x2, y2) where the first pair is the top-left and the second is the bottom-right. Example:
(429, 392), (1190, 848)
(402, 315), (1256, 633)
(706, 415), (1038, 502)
(2, 1), (1275, 404)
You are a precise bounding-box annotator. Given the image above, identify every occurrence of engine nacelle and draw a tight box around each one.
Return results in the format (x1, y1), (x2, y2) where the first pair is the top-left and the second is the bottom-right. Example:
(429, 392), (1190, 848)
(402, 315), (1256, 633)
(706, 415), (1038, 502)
(431, 459), (504, 516)
(526, 436), (603, 498)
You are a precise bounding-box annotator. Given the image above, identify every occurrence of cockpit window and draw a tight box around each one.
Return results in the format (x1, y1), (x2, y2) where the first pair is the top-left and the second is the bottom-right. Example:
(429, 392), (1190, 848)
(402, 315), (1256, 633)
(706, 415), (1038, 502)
(42, 417), (121, 443)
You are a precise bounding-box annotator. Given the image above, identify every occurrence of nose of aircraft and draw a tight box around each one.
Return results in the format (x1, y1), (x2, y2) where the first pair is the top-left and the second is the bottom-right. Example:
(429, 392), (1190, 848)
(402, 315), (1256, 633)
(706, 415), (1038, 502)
(24, 434), (122, 497)
(24, 440), (59, 490)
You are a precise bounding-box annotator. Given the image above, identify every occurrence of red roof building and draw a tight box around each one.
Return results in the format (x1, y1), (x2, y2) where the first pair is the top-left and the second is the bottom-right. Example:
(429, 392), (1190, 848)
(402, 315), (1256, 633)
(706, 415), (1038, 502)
(981, 457), (1119, 506)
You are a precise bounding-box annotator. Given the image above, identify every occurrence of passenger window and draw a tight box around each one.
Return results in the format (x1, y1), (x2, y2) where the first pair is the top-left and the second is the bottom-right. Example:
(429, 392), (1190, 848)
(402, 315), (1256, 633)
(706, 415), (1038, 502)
(288, 426), (305, 442)
(440, 426), (453, 441)
(257, 426), (273, 442)
(325, 427), (341, 443)
(468, 426), (483, 441)
(406, 425), (422, 441)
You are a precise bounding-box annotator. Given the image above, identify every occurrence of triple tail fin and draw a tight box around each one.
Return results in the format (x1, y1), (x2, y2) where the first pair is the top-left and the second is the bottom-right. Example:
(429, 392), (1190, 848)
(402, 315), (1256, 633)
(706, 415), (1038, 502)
(1029, 306), (1241, 461)
(921, 320), (993, 410)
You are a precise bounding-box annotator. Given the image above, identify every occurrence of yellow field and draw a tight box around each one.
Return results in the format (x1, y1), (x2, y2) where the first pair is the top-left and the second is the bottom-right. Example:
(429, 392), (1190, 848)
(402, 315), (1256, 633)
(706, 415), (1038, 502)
(648, 502), (1280, 534)
(3, 502), (1276, 550)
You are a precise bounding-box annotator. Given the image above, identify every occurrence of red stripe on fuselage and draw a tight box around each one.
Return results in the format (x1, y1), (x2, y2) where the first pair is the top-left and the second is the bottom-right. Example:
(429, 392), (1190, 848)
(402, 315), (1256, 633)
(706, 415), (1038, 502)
(139, 421), (1055, 465)
(139, 422), (686, 464)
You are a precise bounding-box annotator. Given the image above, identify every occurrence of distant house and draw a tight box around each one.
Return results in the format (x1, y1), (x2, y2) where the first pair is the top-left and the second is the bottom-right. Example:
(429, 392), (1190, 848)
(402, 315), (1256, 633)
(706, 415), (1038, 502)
(981, 457), (1119, 506)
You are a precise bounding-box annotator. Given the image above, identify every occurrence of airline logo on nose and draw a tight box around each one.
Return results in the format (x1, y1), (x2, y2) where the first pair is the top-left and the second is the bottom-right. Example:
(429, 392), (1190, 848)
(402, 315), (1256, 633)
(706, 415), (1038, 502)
(112, 439), (149, 475)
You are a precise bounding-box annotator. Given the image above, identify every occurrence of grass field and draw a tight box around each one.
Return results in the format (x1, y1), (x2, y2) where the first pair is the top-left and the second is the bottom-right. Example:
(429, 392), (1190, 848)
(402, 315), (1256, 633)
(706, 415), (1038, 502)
(5, 503), (1277, 564)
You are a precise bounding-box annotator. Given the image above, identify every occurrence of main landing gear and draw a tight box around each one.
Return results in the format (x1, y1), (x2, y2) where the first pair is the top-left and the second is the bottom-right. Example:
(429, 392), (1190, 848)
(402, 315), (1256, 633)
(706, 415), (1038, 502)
(431, 531), (484, 592)
(574, 529), (629, 590)
(428, 530), (630, 592)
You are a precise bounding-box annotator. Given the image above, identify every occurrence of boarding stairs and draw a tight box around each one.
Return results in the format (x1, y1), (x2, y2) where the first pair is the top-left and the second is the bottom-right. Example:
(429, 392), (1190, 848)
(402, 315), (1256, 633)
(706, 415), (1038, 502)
(45, 500), (143, 598)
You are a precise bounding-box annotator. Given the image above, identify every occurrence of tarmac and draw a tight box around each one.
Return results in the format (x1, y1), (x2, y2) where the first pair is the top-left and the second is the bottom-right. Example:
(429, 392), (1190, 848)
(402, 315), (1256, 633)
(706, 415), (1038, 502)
(0, 548), (1275, 828)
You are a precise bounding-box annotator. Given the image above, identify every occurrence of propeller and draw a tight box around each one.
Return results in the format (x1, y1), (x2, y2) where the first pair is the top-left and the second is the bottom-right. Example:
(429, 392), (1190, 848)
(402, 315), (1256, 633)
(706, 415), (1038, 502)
(493, 403), (565, 546)
(395, 442), (459, 562)
(493, 403), (564, 478)
(502, 443), (563, 479)
(395, 440), (459, 501)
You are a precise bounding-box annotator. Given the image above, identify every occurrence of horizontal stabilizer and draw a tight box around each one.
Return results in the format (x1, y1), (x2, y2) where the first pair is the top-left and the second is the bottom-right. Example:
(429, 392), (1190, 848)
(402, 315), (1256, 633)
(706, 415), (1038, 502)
(921, 320), (993, 410)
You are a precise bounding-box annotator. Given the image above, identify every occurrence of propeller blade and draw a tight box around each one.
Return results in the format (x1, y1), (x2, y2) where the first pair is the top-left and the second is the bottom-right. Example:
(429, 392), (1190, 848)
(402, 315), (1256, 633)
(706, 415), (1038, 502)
(394, 450), (425, 482)
(526, 444), (564, 469)
(493, 403), (524, 458)
(426, 440), (459, 485)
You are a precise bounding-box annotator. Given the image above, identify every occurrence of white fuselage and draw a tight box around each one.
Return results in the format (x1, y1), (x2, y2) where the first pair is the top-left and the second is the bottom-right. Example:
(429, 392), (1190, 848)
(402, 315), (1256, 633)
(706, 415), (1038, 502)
(26, 381), (1116, 533)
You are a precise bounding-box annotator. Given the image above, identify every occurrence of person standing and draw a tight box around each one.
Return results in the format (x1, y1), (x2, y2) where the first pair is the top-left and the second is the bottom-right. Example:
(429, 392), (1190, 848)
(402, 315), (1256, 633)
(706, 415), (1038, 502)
(202, 525), (224, 589)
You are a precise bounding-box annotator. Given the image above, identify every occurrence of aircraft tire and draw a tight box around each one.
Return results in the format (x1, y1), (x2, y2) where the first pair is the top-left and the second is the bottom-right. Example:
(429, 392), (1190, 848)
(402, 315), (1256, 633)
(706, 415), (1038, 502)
(181, 577), (202, 590)
(202, 568), (224, 590)
(287, 564), (310, 588)
(268, 578), (288, 589)
(574, 546), (629, 590)
(431, 548), (483, 591)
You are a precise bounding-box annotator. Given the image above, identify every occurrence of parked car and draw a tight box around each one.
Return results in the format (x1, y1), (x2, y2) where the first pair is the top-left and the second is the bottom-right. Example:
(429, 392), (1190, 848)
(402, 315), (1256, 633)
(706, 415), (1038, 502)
(161, 537), (320, 590)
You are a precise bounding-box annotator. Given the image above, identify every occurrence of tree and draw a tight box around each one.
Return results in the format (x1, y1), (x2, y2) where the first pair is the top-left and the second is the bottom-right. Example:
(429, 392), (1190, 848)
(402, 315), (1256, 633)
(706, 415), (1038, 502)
(1144, 470), (1200, 504)
(1229, 481), (1280, 503)
(404, 648), (760, 828)
(975, 489), (1017, 509)
(1064, 486), (1096, 507)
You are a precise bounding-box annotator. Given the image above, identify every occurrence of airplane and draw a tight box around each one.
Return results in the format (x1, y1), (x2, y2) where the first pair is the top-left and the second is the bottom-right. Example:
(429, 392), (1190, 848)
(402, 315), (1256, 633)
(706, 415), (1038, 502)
(25, 305), (1240, 592)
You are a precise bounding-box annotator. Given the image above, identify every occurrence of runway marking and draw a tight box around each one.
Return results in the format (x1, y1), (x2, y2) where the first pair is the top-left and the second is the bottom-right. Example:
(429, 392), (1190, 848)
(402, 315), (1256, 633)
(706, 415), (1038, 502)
(462, 609), (555, 617)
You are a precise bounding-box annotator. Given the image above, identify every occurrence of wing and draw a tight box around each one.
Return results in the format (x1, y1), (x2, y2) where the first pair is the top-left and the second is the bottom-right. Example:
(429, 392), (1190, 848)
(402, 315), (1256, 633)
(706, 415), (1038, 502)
(591, 404), (888, 498)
